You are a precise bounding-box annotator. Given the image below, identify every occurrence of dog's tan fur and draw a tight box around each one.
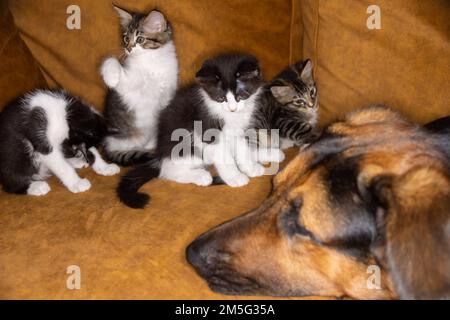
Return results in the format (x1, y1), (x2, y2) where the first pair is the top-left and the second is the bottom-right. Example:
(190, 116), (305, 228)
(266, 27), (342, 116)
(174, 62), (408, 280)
(187, 106), (450, 299)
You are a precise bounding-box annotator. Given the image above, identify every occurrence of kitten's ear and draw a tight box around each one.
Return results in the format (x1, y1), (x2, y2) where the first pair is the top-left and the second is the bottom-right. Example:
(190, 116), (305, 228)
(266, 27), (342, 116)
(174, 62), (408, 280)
(113, 5), (133, 29)
(143, 10), (167, 33)
(270, 86), (295, 104)
(196, 63), (219, 84)
(300, 59), (314, 81)
(237, 59), (261, 80)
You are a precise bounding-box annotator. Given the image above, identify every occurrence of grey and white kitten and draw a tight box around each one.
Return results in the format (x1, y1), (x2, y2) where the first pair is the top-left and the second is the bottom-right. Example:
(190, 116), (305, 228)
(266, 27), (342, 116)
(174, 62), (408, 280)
(101, 6), (178, 166)
(254, 60), (319, 149)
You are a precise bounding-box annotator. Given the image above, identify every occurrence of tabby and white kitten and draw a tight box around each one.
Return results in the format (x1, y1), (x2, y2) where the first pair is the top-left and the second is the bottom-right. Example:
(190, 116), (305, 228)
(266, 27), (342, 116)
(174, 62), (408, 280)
(117, 54), (284, 209)
(254, 59), (319, 148)
(101, 6), (178, 166)
(0, 89), (120, 196)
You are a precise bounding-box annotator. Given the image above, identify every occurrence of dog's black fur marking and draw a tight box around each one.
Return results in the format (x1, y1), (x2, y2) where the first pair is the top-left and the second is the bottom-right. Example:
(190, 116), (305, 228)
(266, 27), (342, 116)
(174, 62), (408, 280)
(425, 115), (450, 135)
(324, 156), (376, 251)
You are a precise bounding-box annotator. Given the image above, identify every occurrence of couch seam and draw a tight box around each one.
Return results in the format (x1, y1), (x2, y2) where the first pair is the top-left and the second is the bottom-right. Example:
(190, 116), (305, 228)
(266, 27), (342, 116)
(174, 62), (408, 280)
(4, 3), (49, 87)
(314, 0), (320, 80)
(289, 0), (295, 64)
(0, 29), (17, 56)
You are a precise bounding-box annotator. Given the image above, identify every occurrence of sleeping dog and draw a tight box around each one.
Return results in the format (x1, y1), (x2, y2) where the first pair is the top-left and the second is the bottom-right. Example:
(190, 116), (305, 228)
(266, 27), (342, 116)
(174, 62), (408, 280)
(187, 106), (449, 299)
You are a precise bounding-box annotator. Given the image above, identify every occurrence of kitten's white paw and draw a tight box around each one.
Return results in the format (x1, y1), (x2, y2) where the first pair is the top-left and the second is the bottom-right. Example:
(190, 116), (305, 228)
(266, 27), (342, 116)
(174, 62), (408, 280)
(68, 178), (91, 193)
(101, 57), (121, 88)
(27, 181), (51, 196)
(223, 173), (249, 187)
(239, 163), (265, 177)
(68, 157), (89, 169)
(191, 170), (213, 186)
(93, 163), (120, 176)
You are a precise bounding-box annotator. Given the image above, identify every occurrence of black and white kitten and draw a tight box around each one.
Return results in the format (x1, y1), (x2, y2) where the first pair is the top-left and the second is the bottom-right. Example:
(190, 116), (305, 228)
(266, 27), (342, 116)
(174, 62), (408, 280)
(0, 89), (120, 196)
(117, 54), (284, 209)
(101, 6), (178, 166)
(254, 59), (319, 148)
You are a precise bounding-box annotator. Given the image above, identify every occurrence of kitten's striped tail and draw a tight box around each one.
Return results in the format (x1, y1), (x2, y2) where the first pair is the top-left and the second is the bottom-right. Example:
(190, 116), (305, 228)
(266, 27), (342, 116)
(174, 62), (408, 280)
(117, 157), (161, 209)
(105, 149), (154, 167)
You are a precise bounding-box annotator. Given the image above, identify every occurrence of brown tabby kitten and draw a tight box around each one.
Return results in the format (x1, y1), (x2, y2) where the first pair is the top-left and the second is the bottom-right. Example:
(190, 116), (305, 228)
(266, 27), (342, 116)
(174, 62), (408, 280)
(254, 59), (320, 148)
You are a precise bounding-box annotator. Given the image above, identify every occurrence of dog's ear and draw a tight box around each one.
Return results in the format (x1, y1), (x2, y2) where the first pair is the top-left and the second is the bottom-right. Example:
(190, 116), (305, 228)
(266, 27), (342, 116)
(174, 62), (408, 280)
(363, 166), (450, 299)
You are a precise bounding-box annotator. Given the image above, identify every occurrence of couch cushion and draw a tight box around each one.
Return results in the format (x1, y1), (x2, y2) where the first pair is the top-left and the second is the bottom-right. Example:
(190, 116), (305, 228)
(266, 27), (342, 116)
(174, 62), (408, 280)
(0, 154), (308, 299)
(9, 0), (302, 109)
(0, 2), (46, 109)
(301, 0), (450, 125)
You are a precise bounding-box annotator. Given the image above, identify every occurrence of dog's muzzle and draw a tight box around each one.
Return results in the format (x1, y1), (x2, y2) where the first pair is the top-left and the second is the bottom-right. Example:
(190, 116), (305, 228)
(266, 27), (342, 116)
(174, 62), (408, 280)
(187, 234), (262, 295)
(186, 234), (220, 278)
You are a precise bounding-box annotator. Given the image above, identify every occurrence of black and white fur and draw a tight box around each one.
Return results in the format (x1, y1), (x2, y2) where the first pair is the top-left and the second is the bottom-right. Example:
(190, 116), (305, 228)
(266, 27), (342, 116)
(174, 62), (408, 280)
(101, 6), (178, 166)
(118, 54), (284, 208)
(0, 89), (120, 196)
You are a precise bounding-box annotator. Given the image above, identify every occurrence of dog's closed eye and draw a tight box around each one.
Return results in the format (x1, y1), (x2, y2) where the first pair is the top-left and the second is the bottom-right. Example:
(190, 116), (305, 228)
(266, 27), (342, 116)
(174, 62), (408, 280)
(280, 199), (315, 239)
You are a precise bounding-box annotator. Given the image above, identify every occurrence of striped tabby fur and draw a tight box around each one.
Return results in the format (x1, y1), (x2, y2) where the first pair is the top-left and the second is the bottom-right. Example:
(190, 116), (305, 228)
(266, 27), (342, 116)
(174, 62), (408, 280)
(254, 59), (319, 148)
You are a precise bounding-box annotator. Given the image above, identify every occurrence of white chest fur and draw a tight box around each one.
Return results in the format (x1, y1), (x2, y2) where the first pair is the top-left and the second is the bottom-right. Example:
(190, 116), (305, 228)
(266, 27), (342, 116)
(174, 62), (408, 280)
(101, 42), (179, 151)
(200, 88), (261, 136)
(118, 42), (178, 128)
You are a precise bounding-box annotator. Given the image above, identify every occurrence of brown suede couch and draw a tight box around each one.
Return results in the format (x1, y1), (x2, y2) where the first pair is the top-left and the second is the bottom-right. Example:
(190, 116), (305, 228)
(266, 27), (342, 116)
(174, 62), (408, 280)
(0, 0), (449, 299)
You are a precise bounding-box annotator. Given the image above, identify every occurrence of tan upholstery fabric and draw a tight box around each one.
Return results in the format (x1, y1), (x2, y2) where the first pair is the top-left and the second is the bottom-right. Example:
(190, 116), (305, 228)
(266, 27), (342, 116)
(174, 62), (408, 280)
(301, 0), (450, 125)
(0, 1), (46, 109)
(0, 152), (301, 299)
(0, 171), (264, 299)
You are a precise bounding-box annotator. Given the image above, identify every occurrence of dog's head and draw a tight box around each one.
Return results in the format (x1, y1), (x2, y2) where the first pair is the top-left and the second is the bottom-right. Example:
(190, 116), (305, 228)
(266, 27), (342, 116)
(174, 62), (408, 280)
(187, 106), (450, 299)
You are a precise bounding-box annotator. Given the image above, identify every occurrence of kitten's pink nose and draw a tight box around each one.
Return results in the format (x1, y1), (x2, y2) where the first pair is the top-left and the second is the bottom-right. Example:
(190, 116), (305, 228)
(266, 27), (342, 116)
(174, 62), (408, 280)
(225, 92), (239, 112)
(228, 104), (237, 112)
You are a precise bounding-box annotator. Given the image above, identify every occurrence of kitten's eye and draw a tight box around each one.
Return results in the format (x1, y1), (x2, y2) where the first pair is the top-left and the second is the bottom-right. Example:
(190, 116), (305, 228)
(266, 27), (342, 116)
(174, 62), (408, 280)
(136, 36), (145, 44)
(293, 97), (305, 107)
(236, 72), (241, 78)
(123, 35), (129, 44)
(294, 99), (306, 107)
(218, 96), (227, 103)
(310, 87), (317, 97)
(236, 92), (250, 101)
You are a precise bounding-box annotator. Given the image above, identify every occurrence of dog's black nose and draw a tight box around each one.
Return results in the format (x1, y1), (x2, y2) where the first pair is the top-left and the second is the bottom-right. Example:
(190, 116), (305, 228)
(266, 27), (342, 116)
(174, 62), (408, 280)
(186, 238), (204, 269)
(186, 235), (218, 274)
